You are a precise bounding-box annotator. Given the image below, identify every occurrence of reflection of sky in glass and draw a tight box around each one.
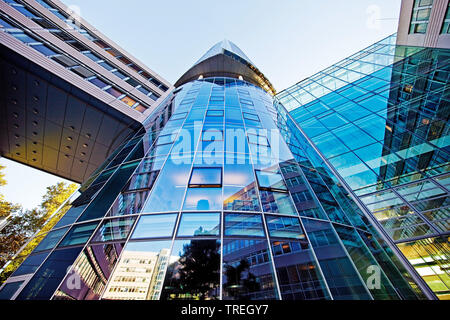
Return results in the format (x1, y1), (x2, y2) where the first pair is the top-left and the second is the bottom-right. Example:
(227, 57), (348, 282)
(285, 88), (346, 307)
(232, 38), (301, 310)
(132, 214), (177, 238)
(177, 212), (220, 237)
(183, 188), (222, 210)
(189, 167), (222, 186)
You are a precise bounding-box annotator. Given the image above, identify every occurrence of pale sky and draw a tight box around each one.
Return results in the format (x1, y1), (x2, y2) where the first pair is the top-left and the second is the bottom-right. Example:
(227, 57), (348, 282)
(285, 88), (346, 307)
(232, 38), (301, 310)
(0, 0), (402, 210)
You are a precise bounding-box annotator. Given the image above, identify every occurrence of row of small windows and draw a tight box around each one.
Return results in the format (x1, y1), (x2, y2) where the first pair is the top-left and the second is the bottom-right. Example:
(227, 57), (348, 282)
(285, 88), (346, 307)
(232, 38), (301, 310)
(108, 286), (148, 293)
(409, 0), (450, 34)
(25, 0), (168, 91)
(2, 0), (164, 105)
(0, 14), (152, 113)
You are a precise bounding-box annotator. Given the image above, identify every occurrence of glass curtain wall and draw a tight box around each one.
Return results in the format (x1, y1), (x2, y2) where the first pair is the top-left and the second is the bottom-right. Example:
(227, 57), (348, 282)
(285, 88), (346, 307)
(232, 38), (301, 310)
(276, 34), (449, 300)
(0, 74), (429, 300)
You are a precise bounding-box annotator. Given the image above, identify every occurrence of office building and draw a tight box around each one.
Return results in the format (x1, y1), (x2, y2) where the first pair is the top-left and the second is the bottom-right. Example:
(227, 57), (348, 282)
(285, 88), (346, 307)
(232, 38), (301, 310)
(0, 0), (448, 300)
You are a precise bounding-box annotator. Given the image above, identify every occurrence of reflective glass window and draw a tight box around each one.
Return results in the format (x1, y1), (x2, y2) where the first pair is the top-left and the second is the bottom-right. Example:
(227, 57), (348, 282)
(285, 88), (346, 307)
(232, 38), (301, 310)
(131, 214), (177, 239)
(260, 190), (297, 215)
(58, 222), (99, 248)
(222, 239), (278, 300)
(177, 212), (220, 237)
(160, 240), (220, 300)
(183, 187), (222, 211)
(224, 213), (265, 237)
(0, 281), (24, 300)
(270, 239), (330, 300)
(54, 242), (125, 300)
(223, 185), (261, 212)
(33, 228), (69, 253)
(256, 170), (288, 191)
(12, 252), (49, 277)
(243, 112), (260, 122)
(248, 133), (270, 146)
(103, 241), (172, 300)
(91, 217), (136, 243)
(302, 219), (371, 300)
(16, 247), (83, 300)
(206, 110), (224, 117)
(143, 154), (193, 213)
(265, 216), (306, 240)
(189, 167), (222, 188)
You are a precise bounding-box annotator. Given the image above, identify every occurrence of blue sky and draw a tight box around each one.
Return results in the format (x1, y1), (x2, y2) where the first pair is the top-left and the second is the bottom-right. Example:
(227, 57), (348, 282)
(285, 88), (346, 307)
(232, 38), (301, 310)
(0, 0), (402, 210)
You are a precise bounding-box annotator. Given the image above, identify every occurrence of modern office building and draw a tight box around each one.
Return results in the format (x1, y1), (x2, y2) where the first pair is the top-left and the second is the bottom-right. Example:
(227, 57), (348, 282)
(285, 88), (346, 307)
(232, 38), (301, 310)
(277, 34), (449, 299)
(0, 0), (448, 301)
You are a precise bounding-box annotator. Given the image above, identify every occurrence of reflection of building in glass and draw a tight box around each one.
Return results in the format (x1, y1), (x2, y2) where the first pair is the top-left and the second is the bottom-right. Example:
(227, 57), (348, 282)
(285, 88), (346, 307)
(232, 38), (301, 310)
(276, 34), (449, 299)
(1, 0), (448, 301)
(103, 248), (170, 300)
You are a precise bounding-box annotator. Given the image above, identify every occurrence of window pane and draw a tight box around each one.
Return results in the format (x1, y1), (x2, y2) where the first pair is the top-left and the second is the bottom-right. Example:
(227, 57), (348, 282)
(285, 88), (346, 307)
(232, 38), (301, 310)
(160, 240), (220, 300)
(103, 241), (172, 300)
(12, 252), (48, 277)
(222, 239), (278, 300)
(0, 281), (24, 300)
(58, 222), (99, 248)
(224, 213), (265, 237)
(265, 215), (306, 240)
(177, 212), (220, 237)
(183, 187), (222, 211)
(33, 228), (69, 253)
(131, 214), (177, 239)
(91, 217), (136, 242)
(256, 170), (287, 191)
(260, 190), (297, 215)
(54, 242), (125, 300)
(189, 167), (222, 187)
(223, 184), (261, 212)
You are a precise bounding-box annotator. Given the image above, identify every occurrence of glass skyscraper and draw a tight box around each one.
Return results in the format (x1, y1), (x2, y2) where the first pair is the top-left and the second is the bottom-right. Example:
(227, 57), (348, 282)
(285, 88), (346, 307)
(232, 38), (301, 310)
(1, 37), (440, 301)
(276, 34), (449, 300)
(0, 0), (448, 301)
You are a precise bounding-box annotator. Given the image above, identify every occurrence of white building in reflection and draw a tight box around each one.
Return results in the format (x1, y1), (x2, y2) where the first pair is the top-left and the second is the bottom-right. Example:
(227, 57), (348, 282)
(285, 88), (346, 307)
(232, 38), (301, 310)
(103, 248), (170, 300)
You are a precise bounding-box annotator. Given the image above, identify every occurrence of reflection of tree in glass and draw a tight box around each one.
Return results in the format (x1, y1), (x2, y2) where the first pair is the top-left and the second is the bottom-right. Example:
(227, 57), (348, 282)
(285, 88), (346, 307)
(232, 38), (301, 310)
(161, 240), (220, 300)
(224, 259), (260, 300)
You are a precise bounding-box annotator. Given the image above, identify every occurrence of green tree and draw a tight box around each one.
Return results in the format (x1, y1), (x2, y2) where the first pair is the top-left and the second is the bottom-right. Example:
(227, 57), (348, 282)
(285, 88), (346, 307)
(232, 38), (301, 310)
(0, 169), (77, 283)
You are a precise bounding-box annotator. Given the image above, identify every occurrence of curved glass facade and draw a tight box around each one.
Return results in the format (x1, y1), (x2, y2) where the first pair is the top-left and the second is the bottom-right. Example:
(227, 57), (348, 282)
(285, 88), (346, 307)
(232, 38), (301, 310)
(0, 73), (428, 300)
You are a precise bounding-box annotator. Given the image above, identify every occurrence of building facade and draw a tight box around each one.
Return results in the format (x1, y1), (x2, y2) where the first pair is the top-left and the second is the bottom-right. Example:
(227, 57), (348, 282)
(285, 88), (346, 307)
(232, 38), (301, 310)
(0, 37), (435, 300)
(276, 34), (449, 300)
(0, 0), (448, 301)
(0, 0), (172, 182)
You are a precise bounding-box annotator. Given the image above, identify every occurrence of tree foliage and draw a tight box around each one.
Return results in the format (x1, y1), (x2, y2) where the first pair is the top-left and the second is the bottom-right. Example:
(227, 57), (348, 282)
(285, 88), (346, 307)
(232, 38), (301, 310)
(0, 164), (77, 283)
(161, 240), (221, 300)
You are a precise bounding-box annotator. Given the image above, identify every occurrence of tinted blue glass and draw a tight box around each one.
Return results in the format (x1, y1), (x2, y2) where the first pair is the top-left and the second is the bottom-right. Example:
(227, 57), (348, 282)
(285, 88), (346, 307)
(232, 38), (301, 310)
(58, 222), (99, 248)
(143, 154), (193, 213)
(223, 185), (261, 212)
(177, 212), (220, 237)
(255, 170), (287, 191)
(0, 281), (24, 300)
(302, 218), (371, 300)
(222, 238), (278, 300)
(131, 214), (177, 239)
(260, 190), (297, 216)
(33, 228), (69, 253)
(265, 216), (305, 240)
(224, 213), (265, 237)
(12, 252), (49, 277)
(189, 167), (222, 187)
(91, 217), (136, 242)
(183, 187), (222, 211)
(16, 247), (82, 300)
